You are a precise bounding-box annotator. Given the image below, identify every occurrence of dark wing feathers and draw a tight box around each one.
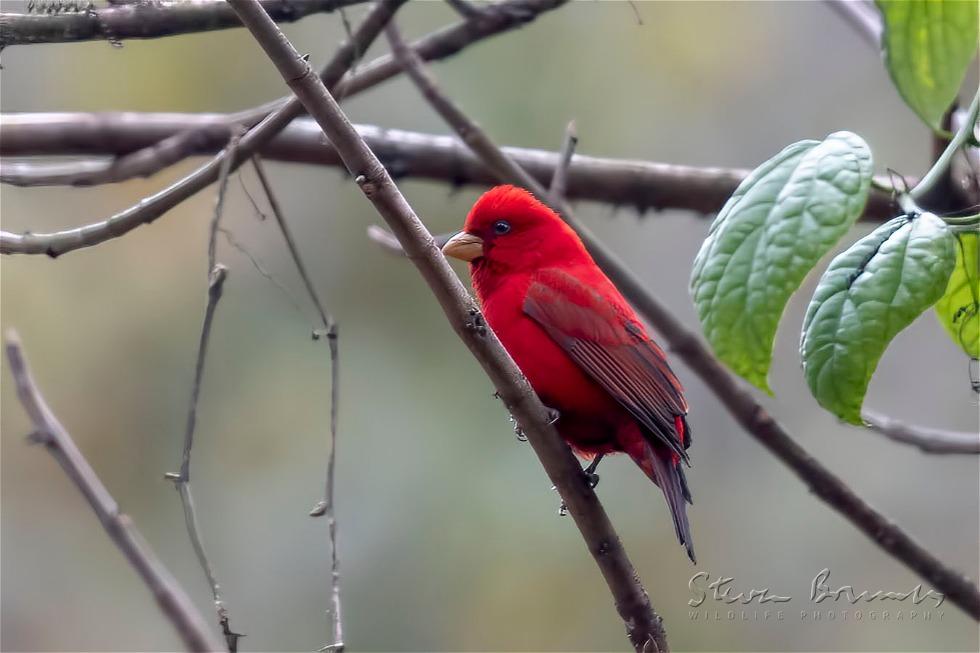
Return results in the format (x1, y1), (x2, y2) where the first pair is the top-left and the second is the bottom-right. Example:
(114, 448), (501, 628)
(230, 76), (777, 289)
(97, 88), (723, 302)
(523, 270), (689, 462)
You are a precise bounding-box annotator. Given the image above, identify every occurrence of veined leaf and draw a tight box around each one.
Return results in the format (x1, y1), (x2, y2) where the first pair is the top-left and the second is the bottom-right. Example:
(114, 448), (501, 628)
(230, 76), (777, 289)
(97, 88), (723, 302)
(691, 132), (873, 392)
(935, 232), (979, 357)
(878, 0), (979, 131)
(801, 213), (956, 424)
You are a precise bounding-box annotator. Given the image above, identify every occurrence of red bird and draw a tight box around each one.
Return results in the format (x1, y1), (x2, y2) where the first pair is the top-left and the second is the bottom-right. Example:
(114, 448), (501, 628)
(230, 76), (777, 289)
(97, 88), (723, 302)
(443, 185), (695, 562)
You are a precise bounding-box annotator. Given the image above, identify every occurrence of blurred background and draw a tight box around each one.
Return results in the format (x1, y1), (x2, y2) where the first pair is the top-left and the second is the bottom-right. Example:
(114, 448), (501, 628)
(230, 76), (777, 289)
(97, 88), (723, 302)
(2, 1), (978, 651)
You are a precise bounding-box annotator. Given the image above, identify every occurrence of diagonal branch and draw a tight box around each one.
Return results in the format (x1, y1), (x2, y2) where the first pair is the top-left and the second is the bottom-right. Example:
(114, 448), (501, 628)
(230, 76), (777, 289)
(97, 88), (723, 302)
(3, 331), (226, 653)
(0, 0), (369, 48)
(228, 2), (670, 650)
(862, 411), (980, 455)
(384, 15), (980, 622)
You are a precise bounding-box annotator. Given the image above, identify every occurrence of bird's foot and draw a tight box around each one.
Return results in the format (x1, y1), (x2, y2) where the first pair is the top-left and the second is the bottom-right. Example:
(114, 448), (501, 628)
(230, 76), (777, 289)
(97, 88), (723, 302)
(508, 406), (558, 442)
(582, 453), (604, 489)
(463, 309), (487, 337)
(545, 407), (560, 425)
(508, 414), (527, 442)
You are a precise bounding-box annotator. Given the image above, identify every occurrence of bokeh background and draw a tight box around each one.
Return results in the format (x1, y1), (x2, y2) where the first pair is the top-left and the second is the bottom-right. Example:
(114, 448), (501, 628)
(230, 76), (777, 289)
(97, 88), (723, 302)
(2, 1), (978, 651)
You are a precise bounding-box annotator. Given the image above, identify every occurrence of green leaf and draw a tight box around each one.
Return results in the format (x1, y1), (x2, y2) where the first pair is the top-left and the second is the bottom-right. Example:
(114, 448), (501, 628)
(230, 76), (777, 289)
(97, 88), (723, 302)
(934, 231), (979, 357)
(690, 132), (873, 392)
(801, 213), (957, 424)
(878, 0), (980, 131)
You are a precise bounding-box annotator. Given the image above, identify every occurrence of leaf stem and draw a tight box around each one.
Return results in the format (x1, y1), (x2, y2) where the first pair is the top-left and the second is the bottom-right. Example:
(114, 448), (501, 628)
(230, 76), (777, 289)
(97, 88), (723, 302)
(911, 91), (980, 203)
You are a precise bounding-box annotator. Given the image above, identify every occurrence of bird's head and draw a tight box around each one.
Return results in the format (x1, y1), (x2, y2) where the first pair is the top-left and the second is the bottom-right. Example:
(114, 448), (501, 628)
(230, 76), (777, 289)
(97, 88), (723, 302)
(442, 185), (589, 274)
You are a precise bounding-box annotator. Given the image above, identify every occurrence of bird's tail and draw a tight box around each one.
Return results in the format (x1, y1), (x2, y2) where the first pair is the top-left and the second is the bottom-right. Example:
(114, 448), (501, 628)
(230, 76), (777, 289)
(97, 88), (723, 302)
(626, 439), (696, 563)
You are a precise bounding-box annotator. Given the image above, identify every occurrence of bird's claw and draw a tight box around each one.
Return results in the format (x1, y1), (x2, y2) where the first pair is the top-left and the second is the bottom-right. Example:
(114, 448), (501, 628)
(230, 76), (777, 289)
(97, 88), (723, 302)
(546, 407), (560, 425)
(584, 471), (600, 489)
(508, 414), (528, 442)
(464, 308), (487, 337)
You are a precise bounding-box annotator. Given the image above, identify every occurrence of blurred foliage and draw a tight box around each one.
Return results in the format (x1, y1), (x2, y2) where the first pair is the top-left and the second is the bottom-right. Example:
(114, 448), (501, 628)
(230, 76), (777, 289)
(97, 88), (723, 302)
(1, 2), (978, 652)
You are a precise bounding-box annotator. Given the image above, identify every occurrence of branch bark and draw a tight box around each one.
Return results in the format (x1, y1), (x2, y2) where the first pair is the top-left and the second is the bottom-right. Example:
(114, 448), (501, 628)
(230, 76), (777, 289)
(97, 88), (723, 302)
(0, 113), (903, 229)
(0, 0), (567, 257)
(229, 1), (670, 650)
(862, 412), (980, 455)
(0, 0), (368, 48)
(0, 0), (404, 258)
(3, 331), (225, 653)
(383, 8), (980, 623)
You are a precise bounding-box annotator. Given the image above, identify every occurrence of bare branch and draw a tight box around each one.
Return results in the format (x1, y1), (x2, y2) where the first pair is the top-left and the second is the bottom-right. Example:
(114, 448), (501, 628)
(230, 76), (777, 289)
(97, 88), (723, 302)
(384, 15), (980, 622)
(549, 120), (577, 203)
(862, 412), (980, 455)
(0, 0), (405, 259)
(0, 113), (904, 227)
(3, 331), (225, 653)
(0, 127), (224, 187)
(250, 155), (343, 651)
(162, 128), (242, 650)
(0, 0), (369, 48)
(251, 156), (334, 332)
(0, 0), (565, 257)
(229, 2), (670, 650)
(823, 0), (882, 51)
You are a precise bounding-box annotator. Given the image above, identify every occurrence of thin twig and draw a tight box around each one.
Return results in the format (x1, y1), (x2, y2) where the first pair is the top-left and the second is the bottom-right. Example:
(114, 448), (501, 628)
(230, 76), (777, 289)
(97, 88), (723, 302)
(0, 0), (408, 258)
(0, 0), (370, 48)
(862, 412), (980, 455)
(229, 3), (669, 650)
(3, 331), (225, 653)
(0, 113), (903, 226)
(250, 155), (344, 651)
(384, 17), (980, 621)
(822, 0), (882, 51)
(366, 224), (455, 255)
(164, 129), (240, 650)
(251, 156), (334, 331)
(219, 226), (305, 313)
(208, 130), (243, 273)
(549, 120), (577, 203)
(0, 127), (223, 187)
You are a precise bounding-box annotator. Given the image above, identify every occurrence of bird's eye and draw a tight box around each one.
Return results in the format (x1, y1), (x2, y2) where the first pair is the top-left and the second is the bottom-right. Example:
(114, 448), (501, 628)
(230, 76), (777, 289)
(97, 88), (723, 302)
(493, 220), (512, 235)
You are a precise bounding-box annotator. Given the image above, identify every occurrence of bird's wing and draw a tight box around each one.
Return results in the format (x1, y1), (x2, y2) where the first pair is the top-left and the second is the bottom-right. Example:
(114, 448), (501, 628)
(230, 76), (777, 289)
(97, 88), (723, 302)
(523, 267), (690, 462)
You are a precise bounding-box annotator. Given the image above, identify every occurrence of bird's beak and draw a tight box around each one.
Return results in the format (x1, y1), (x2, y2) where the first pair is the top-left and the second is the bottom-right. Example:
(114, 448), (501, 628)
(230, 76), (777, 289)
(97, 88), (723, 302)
(442, 231), (484, 262)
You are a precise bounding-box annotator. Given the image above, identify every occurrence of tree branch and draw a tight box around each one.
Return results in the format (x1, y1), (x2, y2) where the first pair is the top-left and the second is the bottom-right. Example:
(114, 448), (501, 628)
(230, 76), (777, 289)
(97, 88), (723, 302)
(383, 11), (980, 622)
(822, 0), (882, 51)
(163, 132), (239, 649)
(249, 155), (344, 651)
(862, 412), (980, 455)
(3, 331), (225, 653)
(549, 120), (577, 203)
(0, 0), (368, 48)
(228, 2), (670, 650)
(0, 113), (903, 236)
(0, 0), (566, 257)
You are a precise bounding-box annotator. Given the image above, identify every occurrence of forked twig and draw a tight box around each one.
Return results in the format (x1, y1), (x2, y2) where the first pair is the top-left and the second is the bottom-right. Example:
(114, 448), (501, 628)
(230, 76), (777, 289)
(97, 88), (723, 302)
(165, 132), (240, 651)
